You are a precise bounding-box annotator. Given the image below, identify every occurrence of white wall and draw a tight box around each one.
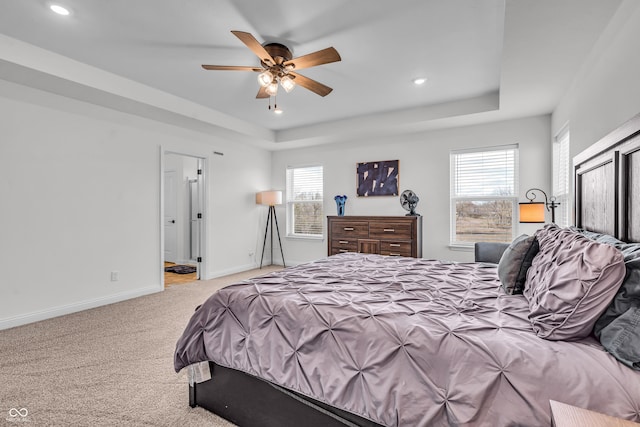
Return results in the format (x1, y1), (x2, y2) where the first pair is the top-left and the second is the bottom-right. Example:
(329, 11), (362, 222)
(271, 115), (551, 265)
(208, 140), (274, 275)
(0, 80), (271, 329)
(552, 0), (640, 157)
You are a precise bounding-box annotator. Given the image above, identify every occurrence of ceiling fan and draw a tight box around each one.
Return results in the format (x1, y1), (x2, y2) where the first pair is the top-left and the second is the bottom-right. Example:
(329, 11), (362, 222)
(202, 31), (341, 100)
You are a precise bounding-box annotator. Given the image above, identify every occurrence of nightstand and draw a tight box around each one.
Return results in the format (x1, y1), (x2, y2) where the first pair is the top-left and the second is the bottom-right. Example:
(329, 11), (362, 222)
(550, 400), (639, 427)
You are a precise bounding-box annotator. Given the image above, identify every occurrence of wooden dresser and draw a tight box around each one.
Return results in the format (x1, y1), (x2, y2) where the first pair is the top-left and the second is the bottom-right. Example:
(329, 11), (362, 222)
(327, 216), (422, 258)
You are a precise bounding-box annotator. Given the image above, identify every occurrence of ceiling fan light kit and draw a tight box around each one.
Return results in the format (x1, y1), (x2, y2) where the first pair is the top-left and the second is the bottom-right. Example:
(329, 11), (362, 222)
(257, 70), (273, 87)
(280, 75), (296, 93)
(201, 30), (341, 111)
(265, 81), (278, 96)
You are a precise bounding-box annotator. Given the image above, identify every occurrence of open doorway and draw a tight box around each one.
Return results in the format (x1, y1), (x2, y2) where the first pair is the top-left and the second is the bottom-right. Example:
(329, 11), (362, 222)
(163, 152), (205, 287)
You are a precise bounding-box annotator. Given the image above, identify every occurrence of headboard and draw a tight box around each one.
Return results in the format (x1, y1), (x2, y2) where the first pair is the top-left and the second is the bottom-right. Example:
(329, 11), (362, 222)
(574, 113), (640, 242)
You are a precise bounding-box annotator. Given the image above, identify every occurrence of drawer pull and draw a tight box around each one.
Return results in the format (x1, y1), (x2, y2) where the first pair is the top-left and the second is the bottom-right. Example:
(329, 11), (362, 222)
(389, 253), (401, 256)
(339, 249), (349, 253)
(383, 228), (395, 232)
(339, 241), (349, 244)
(343, 227), (354, 231)
(389, 243), (401, 247)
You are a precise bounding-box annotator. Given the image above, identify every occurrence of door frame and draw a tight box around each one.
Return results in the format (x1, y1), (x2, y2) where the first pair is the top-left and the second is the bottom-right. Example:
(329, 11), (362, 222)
(159, 147), (208, 288)
(163, 169), (179, 263)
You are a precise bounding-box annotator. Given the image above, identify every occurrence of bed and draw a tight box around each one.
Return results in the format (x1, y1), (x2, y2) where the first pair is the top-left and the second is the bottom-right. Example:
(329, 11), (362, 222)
(174, 113), (640, 427)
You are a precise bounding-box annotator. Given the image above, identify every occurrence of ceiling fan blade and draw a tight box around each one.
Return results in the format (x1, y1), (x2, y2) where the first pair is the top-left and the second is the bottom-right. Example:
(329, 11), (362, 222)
(284, 47), (341, 71)
(289, 72), (333, 97)
(256, 86), (269, 99)
(231, 30), (276, 65)
(201, 65), (263, 71)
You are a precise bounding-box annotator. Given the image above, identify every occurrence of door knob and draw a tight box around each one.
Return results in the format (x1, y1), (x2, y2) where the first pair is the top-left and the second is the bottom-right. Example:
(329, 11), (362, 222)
(170, 220), (175, 223)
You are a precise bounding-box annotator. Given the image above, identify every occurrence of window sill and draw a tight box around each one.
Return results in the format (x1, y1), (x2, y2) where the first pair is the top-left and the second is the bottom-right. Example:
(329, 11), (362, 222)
(448, 244), (474, 252)
(286, 234), (324, 241)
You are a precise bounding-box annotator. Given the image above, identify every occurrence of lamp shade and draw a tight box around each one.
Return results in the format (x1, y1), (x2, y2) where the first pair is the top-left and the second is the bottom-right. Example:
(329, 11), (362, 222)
(265, 81), (278, 96)
(257, 70), (273, 87)
(519, 202), (545, 223)
(280, 75), (296, 93)
(256, 190), (282, 206)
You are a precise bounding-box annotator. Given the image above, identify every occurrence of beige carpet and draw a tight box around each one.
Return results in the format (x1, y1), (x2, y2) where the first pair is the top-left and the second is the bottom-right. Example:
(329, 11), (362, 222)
(0, 266), (282, 426)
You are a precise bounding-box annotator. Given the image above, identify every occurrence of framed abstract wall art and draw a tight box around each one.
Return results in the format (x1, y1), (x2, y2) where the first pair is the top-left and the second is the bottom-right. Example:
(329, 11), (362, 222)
(356, 160), (399, 196)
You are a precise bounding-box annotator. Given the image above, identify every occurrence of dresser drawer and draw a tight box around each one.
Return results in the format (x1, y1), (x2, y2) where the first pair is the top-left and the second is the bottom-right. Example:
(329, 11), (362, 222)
(330, 247), (357, 256)
(330, 221), (369, 239)
(331, 239), (359, 252)
(379, 241), (413, 257)
(369, 221), (413, 239)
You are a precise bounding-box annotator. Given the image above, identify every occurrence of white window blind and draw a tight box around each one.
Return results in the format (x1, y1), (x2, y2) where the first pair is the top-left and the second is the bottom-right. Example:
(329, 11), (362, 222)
(286, 165), (324, 237)
(553, 127), (571, 227)
(450, 145), (519, 246)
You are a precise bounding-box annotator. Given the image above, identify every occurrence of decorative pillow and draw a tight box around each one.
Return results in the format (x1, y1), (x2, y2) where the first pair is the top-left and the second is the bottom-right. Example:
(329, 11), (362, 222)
(568, 226), (625, 246)
(568, 227), (640, 368)
(596, 302), (640, 370)
(497, 234), (539, 295)
(524, 224), (626, 341)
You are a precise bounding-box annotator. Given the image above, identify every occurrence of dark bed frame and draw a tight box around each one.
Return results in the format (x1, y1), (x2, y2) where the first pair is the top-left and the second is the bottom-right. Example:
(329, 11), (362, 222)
(189, 362), (383, 427)
(187, 113), (640, 427)
(574, 112), (640, 242)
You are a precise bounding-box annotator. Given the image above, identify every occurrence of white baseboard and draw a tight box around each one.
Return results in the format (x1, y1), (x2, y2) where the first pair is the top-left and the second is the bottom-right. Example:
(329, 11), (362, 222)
(204, 259), (313, 280)
(0, 285), (162, 331)
(204, 262), (260, 279)
(280, 259), (307, 267)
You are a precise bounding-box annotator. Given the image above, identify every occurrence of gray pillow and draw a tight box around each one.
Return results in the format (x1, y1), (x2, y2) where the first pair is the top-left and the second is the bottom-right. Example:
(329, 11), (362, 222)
(594, 243), (640, 369)
(597, 297), (640, 370)
(497, 234), (539, 295)
(566, 227), (640, 368)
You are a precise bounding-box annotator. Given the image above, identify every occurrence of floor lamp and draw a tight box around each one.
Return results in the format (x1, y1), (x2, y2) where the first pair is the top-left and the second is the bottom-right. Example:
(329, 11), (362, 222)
(256, 190), (285, 268)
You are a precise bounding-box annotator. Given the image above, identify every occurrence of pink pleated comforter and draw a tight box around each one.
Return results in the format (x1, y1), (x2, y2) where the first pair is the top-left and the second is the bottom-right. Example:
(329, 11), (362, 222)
(174, 253), (640, 426)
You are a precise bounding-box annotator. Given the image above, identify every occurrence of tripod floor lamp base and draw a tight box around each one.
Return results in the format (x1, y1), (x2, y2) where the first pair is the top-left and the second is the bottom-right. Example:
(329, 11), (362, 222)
(256, 191), (285, 268)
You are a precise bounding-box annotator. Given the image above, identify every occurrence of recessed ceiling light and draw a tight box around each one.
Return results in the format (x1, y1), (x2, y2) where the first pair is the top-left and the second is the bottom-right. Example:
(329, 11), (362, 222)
(50, 4), (71, 16)
(413, 77), (427, 85)
(274, 108), (284, 115)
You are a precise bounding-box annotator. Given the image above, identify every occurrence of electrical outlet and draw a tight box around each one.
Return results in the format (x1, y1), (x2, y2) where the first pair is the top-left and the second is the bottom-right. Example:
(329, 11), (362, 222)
(111, 271), (119, 281)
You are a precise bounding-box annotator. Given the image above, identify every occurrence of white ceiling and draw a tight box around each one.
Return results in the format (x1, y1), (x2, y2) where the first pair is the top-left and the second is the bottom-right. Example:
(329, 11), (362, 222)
(0, 0), (624, 148)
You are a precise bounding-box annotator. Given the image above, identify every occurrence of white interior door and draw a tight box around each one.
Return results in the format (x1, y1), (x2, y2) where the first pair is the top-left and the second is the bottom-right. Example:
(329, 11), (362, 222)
(164, 170), (177, 263)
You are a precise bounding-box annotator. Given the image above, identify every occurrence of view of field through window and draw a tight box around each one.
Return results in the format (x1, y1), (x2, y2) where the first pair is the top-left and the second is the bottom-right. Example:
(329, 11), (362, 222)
(455, 200), (513, 242)
(292, 200), (323, 235)
(287, 166), (324, 237)
(451, 147), (517, 245)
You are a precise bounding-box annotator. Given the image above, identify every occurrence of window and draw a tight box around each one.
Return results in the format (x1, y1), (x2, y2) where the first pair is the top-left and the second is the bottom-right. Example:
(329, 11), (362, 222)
(286, 165), (324, 238)
(553, 127), (571, 227)
(450, 145), (519, 246)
